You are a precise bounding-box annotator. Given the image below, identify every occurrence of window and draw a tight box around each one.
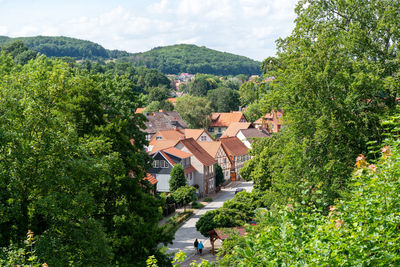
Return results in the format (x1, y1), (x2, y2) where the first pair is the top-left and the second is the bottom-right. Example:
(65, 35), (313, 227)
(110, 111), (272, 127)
(153, 160), (159, 168)
(156, 136), (162, 140)
(218, 127), (222, 133)
(146, 135), (151, 141)
(200, 135), (207, 141)
(208, 127), (214, 132)
(161, 160), (168, 168)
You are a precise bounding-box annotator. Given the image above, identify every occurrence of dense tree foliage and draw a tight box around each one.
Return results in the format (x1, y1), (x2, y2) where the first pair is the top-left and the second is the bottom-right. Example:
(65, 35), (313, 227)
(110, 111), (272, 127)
(171, 186), (196, 211)
(218, 111), (400, 265)
(124, 44), (260, 75)
(0, 53), (171, 266)
(207, 87), (240, 112)
(0, 37), (260, 76)
(169, 164), (186, 192)
(241, 0), (400, 208)
(215, 165), (224, 187)
(175, 95), (212, 129)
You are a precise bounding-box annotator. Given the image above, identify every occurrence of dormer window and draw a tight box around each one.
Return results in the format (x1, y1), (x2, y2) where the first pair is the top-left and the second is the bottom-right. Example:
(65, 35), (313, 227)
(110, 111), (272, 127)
(156, 136), (162, 140)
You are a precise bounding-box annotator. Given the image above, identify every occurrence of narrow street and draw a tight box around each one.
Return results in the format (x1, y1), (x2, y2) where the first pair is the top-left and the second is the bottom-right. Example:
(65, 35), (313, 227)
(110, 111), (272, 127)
(166, 181), (253, 265)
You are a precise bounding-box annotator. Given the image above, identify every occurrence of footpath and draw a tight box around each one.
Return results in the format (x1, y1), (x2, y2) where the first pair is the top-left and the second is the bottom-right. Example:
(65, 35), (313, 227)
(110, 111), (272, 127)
(165, 181), (253, 266)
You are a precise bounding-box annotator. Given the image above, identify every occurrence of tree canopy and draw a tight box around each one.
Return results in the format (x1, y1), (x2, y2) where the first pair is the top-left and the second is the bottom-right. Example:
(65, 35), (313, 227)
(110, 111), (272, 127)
(0, 53), (172, 266)
(175, 95), (212, 129)
(169, 164), (186, 192)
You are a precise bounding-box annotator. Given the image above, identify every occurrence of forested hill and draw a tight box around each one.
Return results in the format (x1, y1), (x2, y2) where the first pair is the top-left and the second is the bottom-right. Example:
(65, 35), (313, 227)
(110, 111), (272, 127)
(125, 44), (261, 76)
(0, 36), (260, 75)
(0, 36), (129, 59)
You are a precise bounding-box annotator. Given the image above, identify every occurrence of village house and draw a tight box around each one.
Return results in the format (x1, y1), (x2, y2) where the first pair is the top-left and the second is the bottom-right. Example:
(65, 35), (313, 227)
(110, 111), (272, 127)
(236, 128), (270, 149)
(148, 147), (195, 192)
(208, 111), (247, 138)
(198, 141), (232, 182)
(219, 136), (249, 181)
(221, 122), (253, 138)
(142, 111), (187, 141)
(149, 128), (214, 143)
(254, 110), (283, 133)
(175, 138), (217, 196)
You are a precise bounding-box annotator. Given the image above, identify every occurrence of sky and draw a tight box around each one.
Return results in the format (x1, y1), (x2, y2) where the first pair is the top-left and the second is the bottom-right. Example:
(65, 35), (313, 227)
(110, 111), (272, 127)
(0, 0), (298, 61)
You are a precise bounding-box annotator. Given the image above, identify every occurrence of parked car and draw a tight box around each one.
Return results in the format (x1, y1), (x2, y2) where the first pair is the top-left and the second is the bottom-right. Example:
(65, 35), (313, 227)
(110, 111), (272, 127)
(235, 188), (245, 194)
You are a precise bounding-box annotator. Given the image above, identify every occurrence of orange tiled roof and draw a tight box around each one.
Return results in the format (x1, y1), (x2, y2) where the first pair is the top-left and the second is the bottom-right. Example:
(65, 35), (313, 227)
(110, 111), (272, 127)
(220, 136), (248, 156)
(210, 112), (247, 127)
(135, 108), (145, 114)
(149, 129), (184, 143)
(167, 98), (177, 104)
(184, 129), (210, 140)
(178, 138), (217, 166)
(221, 122), (252, 137)
(163, 147), (192, 158)
(197, 141), (221, 158)
(144, 173), (157, 185)
(147, 140), (178, 153)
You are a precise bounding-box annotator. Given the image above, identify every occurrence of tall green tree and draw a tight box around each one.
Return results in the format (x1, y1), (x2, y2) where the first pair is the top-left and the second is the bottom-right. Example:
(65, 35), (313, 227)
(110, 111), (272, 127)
(175, 95), (212, 129)
(169, 164), (186, 192)
(0, 54), (171, 266)
(215, 165), (224, 187)
(242, 0), (400, 208)
(207, 87), (240, 112)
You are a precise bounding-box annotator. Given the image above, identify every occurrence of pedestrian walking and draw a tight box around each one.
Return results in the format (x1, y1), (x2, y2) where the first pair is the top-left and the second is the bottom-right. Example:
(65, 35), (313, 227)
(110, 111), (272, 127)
(198, 241), (204, 255)
(194, 239), (199, 254)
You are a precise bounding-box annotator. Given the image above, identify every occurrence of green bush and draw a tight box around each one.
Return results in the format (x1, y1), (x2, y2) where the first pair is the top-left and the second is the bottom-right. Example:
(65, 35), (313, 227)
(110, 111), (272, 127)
(191, 201), (204, 209)
(203, 197), (213, 202)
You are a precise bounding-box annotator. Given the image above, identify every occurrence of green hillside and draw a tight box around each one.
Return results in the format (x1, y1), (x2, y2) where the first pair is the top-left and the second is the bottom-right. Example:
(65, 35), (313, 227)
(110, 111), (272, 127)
(124, 44), (261, 75)
(0, 36), (260, 75)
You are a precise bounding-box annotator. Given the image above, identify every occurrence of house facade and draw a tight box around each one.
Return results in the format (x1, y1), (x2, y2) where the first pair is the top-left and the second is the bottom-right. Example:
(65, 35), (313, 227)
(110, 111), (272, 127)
(254, 110), (283, 133)
(208, 111), (247, 138)
(198, 141), (232, 182)
(236, 128), (270, 149)
(219, 136), (249, 181)
(175, 138), (217, 196)
(148, 147), (195, 192)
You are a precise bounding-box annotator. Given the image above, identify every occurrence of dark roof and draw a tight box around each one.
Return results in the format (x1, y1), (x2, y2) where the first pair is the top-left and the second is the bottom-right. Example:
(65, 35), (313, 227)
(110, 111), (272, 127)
(143, 111), (188, 134)
(239, 128), (270, 143)
(220, 136), (249, 156)
(178, 138), (217, 166)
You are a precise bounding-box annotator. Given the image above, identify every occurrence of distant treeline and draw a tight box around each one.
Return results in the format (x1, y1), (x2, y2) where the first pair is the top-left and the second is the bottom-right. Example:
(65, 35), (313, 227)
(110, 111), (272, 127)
(0, 36), (260, 75)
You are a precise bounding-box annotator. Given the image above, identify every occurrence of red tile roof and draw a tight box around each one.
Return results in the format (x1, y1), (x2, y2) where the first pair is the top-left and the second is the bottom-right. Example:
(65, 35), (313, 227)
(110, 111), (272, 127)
(163, 147), (192, 158)
(160, 151), (176, 166)
(220, 136), (249, 156)
(197, 141), (221, 158)
(221, 122), (252, 137)
(177, 138), (217, 166)
(149, 129), (184, 143)
(184, 165), (196, 174)
(144, 173), (157, 185)
(167, 97), (177, 104)
(210, 112), (247, 127)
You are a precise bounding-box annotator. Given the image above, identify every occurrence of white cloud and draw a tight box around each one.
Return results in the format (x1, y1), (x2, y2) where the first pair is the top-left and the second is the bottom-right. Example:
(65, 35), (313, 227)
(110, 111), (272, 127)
(0, 26), (8, 35)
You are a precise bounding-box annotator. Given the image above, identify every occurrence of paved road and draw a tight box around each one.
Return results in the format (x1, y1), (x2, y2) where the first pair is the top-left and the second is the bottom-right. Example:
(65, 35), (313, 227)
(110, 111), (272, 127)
(166, 181), (253, 261)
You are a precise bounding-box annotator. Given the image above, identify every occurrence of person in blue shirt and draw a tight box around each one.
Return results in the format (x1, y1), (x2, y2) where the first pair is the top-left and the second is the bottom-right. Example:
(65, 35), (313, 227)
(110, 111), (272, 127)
(198, 241), (204, 254)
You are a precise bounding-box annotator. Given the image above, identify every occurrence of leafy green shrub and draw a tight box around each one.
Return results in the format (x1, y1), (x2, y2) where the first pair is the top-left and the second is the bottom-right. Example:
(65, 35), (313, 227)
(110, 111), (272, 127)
(191, 201), (204, 209)
(203, 197), (213, 202)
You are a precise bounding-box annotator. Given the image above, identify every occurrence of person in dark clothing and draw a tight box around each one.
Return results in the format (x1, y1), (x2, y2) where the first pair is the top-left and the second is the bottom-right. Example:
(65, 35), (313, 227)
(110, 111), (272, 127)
(198, 241), (204, 254)
(194, 239), (199, 253)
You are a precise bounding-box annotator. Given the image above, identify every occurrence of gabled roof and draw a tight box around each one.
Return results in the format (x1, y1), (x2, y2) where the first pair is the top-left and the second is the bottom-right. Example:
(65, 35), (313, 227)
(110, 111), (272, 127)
(220, 136), (249, 156)
(149, 129), (184, 143)
(163, 147), (192, 159)
(221, 122), (253, 137)
(144, 173), (157, 185)
(210, 112), (247, 127)
(167, 98), (177, 104)
(177, 138), (217, 166)
(239, 128), (270, 140)
(197, 141), (222, 158)
(143, 111), (188, 134)
(147, 140), (178, 153)
(184, 129), (213, 141)
(184, 165), (196, 174)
